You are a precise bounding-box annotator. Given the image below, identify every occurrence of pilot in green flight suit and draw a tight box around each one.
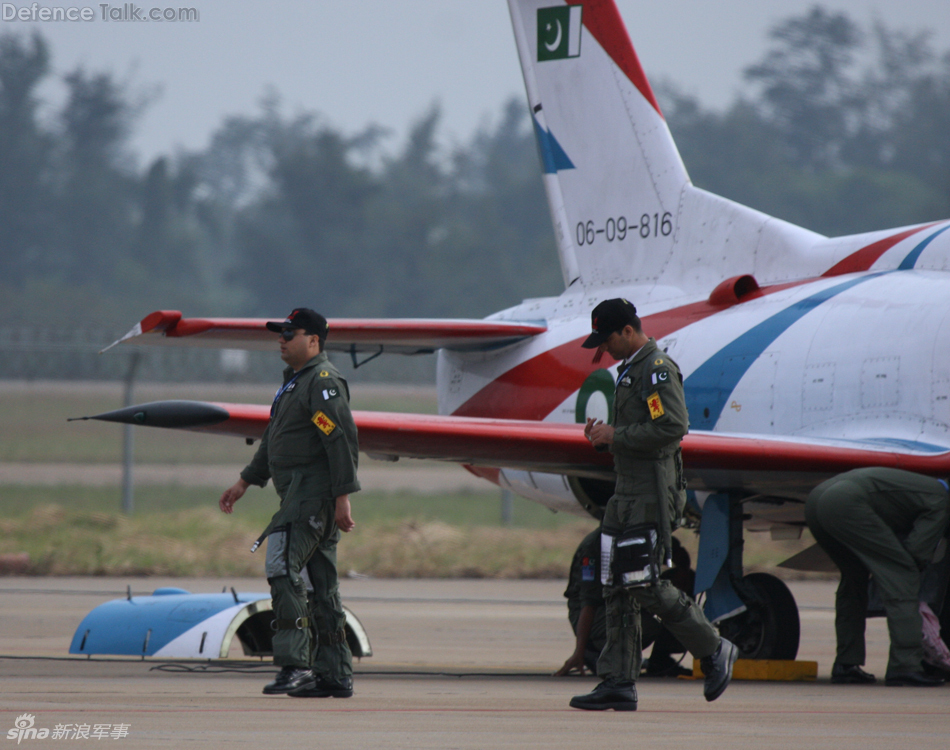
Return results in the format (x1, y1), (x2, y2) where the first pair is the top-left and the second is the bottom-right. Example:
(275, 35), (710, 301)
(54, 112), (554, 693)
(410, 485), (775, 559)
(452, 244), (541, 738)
(219, 308), (360, 698)
(570, 298), (737, 711)
(805, 467), (949, 686)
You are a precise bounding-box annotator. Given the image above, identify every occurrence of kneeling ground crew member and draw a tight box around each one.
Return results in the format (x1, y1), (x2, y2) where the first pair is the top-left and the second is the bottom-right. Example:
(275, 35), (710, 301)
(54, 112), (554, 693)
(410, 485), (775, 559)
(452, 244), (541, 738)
(555, 531), (692, 678)
(219, 308), (360, 698)
(571, 298), (737, 711)
(806, 467), (949, 687)
(556, 528), (608, 676)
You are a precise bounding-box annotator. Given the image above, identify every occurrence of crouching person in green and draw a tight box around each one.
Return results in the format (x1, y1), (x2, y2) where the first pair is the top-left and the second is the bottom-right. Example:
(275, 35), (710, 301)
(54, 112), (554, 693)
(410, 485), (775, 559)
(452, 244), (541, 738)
(555, 528), (608, 676)
(219, 308), (360, 698)
(555, 529), (693, 679)
(805, 467), (949, 687)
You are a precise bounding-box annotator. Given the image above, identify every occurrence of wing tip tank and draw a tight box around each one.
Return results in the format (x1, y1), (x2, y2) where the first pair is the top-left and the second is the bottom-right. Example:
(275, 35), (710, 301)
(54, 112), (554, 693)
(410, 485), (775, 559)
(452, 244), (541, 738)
(69, 400), (231, 429)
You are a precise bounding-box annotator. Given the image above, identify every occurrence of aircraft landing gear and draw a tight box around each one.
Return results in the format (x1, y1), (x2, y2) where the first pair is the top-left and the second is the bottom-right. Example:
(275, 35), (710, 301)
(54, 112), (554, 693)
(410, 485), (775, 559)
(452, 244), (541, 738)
(718, 572), (800, 660)
(694, 492), (802, 660)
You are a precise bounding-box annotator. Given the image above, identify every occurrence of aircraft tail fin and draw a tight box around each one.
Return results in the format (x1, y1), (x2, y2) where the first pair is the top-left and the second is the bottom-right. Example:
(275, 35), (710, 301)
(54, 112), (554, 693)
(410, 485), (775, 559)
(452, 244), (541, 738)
(508, 0), (689, 288)
(508, 0), (821, 294)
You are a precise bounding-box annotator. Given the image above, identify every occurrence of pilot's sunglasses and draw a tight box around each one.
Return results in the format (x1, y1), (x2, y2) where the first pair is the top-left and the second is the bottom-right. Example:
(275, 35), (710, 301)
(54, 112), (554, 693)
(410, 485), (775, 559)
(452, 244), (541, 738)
(278, 329), (298, 342)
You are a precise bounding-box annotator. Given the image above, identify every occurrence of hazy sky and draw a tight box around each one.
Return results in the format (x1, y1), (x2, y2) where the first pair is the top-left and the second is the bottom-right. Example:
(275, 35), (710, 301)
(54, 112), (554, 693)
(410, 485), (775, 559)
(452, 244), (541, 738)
(4, 0), (949, 164)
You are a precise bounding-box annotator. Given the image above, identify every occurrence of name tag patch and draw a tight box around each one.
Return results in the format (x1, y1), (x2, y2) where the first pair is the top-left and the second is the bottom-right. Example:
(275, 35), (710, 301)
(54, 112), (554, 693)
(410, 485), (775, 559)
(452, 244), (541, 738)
(312, 411), (337, 435)
(647, 392), (665, 420)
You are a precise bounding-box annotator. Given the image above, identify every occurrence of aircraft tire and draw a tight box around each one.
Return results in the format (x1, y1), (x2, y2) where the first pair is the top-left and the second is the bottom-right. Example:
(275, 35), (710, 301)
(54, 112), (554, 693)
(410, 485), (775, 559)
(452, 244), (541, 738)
(718, 573), (800, 661)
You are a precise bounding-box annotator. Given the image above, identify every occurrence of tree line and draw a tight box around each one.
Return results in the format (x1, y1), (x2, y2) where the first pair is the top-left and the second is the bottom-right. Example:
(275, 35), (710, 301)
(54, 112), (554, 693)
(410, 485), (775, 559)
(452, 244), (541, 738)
(0, 6), (948, 331)
(665, 7), (949, 236)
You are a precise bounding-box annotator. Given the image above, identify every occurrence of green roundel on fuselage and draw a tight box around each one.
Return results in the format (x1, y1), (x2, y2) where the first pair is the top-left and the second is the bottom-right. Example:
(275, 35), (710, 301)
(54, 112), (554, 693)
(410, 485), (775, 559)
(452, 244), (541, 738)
(575, 369), (615, 425)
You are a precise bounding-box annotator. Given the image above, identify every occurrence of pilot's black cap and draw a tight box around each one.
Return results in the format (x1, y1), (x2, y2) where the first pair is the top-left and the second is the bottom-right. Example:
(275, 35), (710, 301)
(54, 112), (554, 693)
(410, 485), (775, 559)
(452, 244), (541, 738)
(265, 308), (329, 339)
(581, 298), (638, 349)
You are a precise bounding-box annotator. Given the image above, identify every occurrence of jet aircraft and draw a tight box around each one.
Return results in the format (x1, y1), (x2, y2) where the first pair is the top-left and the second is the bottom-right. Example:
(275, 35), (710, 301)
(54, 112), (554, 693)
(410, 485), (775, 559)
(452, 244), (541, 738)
(81, 0), (950, 660)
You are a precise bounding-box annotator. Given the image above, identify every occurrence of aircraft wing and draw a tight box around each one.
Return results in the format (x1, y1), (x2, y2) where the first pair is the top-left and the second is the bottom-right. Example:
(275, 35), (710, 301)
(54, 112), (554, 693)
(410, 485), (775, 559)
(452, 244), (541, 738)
(73, 400), (950, 492)
(682, 432), (950, 500)
(72, 401), (614, 477)
(102, 310), (547, 355)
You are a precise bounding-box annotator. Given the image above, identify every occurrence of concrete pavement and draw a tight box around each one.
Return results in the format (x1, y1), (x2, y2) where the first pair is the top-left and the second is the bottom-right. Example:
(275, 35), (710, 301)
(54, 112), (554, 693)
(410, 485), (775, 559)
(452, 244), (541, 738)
(1, 577), (948, 749)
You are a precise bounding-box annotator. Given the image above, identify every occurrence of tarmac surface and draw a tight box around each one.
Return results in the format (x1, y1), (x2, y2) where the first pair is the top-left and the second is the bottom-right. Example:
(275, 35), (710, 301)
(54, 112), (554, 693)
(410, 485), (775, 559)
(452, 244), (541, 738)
(1, 577), (949, 748)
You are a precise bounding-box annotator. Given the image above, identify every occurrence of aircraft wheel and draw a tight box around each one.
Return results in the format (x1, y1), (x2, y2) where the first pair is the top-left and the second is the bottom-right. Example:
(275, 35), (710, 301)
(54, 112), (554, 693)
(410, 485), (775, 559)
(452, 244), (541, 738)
(718, 572), (800, 660)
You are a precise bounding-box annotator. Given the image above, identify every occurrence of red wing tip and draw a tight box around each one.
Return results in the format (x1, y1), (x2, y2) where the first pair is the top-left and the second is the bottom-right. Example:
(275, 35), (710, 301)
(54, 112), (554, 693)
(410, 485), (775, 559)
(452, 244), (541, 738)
(139, 310), (182, 334)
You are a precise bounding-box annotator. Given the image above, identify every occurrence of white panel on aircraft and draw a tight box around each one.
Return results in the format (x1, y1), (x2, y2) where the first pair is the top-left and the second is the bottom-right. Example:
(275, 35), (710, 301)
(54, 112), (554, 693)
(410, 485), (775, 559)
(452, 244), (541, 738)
(933, 378), (950, 430)
(861, 357), (900, 409)
(803, 363), (835, 413)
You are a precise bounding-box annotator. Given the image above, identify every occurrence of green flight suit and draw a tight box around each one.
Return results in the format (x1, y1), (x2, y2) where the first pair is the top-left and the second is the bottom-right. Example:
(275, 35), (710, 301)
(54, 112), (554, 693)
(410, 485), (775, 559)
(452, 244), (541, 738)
(241, 352), (360, 677)
(565, 529), (608, 671)
(805, 468), (950, 676)
(597, 338), (720, 685)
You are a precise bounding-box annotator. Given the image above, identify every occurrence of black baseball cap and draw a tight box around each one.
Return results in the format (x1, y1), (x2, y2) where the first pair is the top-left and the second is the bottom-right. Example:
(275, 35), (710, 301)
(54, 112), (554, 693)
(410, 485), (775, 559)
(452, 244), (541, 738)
(265, 308), (329, 339)
(581, 298), (638, 348)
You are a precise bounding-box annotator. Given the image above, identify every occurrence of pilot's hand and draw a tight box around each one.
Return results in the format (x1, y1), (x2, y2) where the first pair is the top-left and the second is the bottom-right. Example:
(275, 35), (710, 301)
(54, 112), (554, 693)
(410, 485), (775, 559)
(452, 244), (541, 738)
(219, 479), (249, 514)
(584, 417), (601, 440)
(589, 422), (615, 448)
(335, 495), (355, 533)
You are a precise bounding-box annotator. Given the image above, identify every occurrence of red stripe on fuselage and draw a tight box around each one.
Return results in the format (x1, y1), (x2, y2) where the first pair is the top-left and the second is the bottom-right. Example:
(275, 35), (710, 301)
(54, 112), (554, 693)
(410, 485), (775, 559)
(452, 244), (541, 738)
(568, 0), (663, 118)
(453, 221), (945, 421)
(821, 223), (941, 277)
(452, 281), (802, 420)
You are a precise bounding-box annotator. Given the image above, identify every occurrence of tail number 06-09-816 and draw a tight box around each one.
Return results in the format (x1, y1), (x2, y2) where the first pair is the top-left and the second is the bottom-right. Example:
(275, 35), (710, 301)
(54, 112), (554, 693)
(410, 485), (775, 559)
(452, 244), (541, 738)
(576, 212), (673, 246)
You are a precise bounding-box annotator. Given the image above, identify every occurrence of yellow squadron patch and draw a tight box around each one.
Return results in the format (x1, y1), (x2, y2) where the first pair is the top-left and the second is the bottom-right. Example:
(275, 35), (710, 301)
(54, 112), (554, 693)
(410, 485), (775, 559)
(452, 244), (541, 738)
(312, 410), (336, 435)
(654, 358), (664, 366)
(647, 392), (665, 420)
(320, 370), (330, 377)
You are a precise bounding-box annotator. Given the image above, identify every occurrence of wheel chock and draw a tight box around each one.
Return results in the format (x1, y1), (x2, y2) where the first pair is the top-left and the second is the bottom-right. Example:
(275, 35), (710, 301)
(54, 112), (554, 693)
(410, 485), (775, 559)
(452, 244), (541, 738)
(691, 659), (818, 681)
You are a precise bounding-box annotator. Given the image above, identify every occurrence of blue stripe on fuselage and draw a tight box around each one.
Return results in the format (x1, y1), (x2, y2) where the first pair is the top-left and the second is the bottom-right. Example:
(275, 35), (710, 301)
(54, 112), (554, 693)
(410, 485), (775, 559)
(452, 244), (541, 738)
(683, 224), (950, 430)
(684, 274), (882, 429)
(898, 224), (950, 269)
(855, 437), (950, 454)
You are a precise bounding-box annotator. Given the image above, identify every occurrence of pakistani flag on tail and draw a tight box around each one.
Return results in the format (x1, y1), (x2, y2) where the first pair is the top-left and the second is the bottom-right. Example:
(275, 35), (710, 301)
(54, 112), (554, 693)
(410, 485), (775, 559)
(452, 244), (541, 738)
(537, 5), (582, 61)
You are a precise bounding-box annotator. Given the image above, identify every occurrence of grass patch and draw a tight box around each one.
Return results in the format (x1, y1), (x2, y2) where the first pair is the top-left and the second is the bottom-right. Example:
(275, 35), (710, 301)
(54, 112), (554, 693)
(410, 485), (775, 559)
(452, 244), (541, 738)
(0, 484), (819, 579)
(0, 503), (266, 576)
(342, 522), (593, 578)
(0, 484), (580, 529)
(0, 503), (596, 578)
(0, 484), (598, 577)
